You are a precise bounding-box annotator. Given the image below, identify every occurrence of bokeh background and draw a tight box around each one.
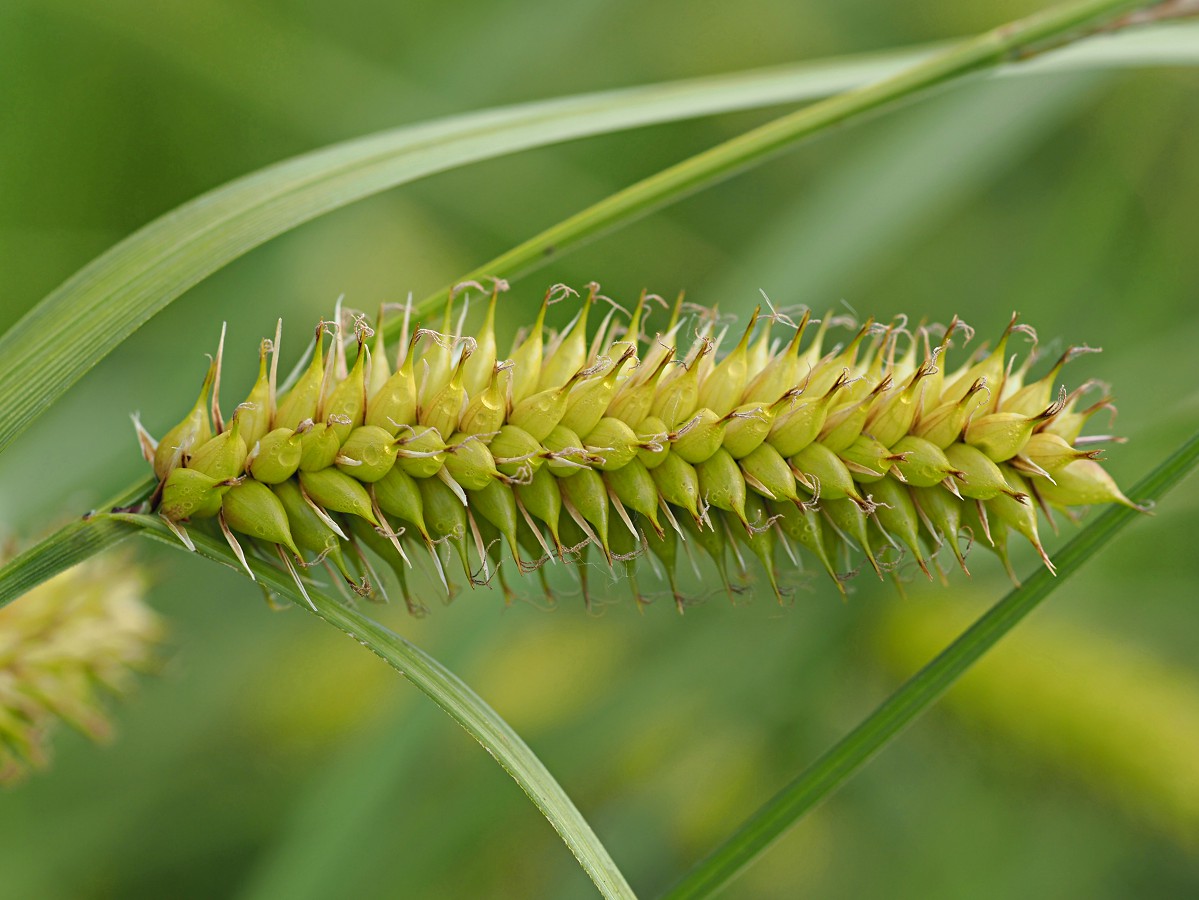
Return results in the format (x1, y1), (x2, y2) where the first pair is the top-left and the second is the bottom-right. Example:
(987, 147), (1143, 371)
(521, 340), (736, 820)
(2, 0), (1198, 897)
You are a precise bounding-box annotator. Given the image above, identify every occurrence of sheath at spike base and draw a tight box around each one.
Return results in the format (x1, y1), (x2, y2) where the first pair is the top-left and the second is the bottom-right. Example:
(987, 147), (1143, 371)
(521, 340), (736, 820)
(133, 285), (1136, 612)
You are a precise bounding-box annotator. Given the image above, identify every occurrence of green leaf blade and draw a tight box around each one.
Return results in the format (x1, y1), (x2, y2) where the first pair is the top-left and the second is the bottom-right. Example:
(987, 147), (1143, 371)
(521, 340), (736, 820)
(123, 513), (638, 900)
(2, 17), (1195, 456)
(662, 429), (1199, 900)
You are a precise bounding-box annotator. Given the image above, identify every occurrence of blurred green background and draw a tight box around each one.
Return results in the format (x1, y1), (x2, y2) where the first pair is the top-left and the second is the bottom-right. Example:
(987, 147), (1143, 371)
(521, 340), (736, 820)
(2, 0), (1198, 897)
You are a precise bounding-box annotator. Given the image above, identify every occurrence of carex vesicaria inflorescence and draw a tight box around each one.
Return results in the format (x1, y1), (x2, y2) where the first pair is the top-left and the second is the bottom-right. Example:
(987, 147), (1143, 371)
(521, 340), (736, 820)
(135, 281), (1138, 614)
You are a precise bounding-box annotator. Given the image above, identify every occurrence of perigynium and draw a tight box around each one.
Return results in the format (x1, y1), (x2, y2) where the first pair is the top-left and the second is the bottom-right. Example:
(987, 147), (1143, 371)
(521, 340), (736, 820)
(0, 550), (162, 784)
(132, 281), (1139, 615)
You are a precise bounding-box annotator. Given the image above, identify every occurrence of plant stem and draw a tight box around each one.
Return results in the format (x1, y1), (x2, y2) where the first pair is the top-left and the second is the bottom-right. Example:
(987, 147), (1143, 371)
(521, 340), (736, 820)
(109, 513), (639, 900)
(407, 0), (1156, 326)
(661, 429), (1199, 900)
(0, 477), (152, 612)
(0, 4), (1175, 458)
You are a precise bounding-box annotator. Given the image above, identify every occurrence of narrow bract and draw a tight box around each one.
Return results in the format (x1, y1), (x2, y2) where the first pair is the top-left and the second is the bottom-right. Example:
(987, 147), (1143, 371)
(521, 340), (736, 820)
(135, 282), (1138, 613)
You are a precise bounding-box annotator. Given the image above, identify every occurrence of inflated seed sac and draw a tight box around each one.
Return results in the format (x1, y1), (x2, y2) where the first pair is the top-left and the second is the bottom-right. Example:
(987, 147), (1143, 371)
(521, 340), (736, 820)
(152, 358), (216, 479)
(188, 412), (248, 481)
(222, 480), (303, 558)
(136, 290), (1138, 613)
(160, 468), (232, 521)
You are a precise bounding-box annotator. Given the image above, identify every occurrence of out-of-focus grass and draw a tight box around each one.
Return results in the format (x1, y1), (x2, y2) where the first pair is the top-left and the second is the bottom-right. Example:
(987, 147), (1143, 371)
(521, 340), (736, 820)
(876, 589), (1199, 848)
(1, 0), (1197, 897)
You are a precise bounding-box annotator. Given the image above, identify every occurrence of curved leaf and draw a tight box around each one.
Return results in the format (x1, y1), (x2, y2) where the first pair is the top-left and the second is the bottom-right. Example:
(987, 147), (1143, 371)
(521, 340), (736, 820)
(2, 19), (1196, 455)
(113, 512), (638, 900)
(0, 5), (1190, 896)
(663, 429), (1199, 900)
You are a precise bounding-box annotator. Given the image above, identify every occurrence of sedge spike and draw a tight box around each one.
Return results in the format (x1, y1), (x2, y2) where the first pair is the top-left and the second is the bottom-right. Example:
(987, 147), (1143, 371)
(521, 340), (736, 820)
(132, 285), (1138, 613)
(0, 551), (162, 783)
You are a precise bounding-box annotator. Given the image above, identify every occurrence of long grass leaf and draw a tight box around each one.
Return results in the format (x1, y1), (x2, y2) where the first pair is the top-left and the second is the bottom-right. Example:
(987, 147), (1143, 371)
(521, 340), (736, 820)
(0, 4), (1186, 895)
(404, 0), (1168, 322)
(108, 513), (637, 900)
(0, 478), (151, 611)
(0, 497), (634, 897)
(0, 13), (1194, 455)
(662, 429), (1199, 900)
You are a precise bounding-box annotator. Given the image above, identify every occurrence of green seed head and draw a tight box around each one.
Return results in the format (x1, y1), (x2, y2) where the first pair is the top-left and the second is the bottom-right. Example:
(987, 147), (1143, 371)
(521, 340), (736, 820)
(822, 496), (882, 580)
(604, 458), (663, 538)
(507, 289), (551, 404)
(508, 372), (581, 442)
(468, 478), (523, 566)
(914, 378), (988, 449)
(1020, 431), (1099, 474)
(768, 372), (850, 457)
(911, 485), (969, 574)
(560, 345), (636, 437)
(488, 424), (546, 479)
(743, 309), (810, 404)
(865, 359), (931, 447)
(1036, 458), (1140, 510)
(784, 501), (846, 593)
(651, 338), (711, 429)
(141, 294), (1135, 611)
(367, 308), (393, 399)
(419, 472), (471, 580)
(964, 411), (1044, 463)
(723, 390), (798, 459)
(820, 377), (890, 453)
(633, 417), (670, 470)
(940, 313), (1027, 408)
(417, 303), (459, 406)
(943, 442), (1024, 502)
(608, 345), (674, 426)
(791, 440), (865, 506)
(696, 447), (748, 528)
(517, 465), (565, 553)
(868, 476), (931, 577)
(838, 434), (899, 483)
(559, 466), (611, 558)
(733, 491), (784, 603)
